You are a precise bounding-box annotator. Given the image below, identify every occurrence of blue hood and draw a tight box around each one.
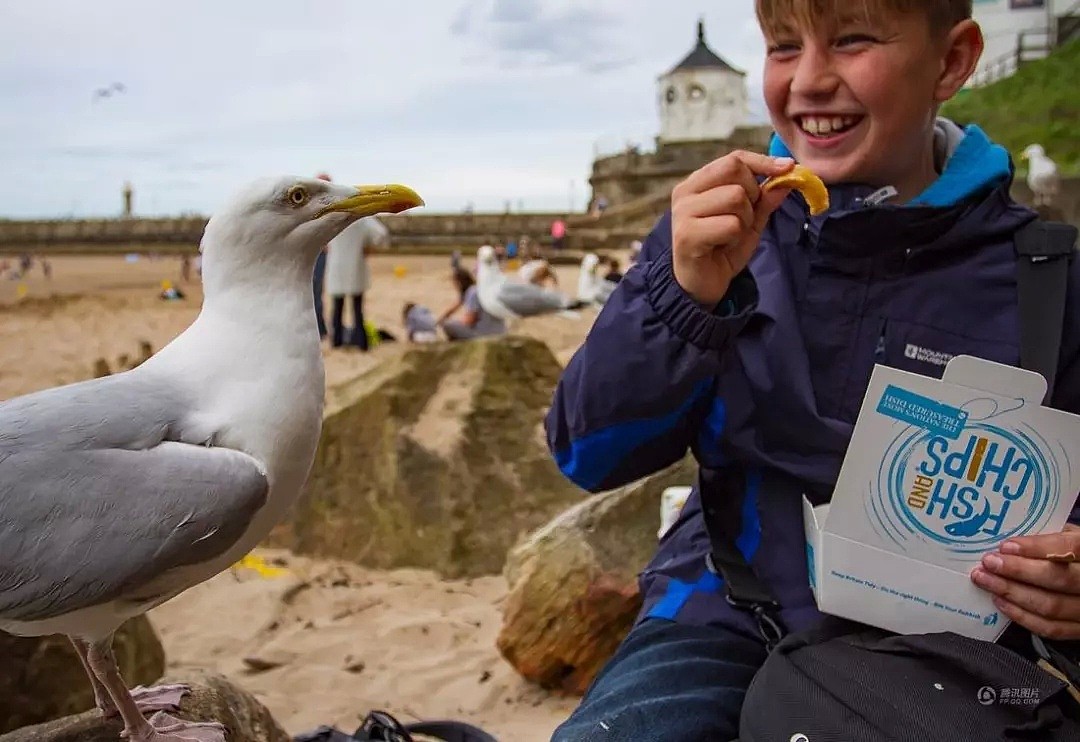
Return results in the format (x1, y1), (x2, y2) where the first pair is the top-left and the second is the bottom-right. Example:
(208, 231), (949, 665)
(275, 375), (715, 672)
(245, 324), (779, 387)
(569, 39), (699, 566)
(767, 120), (1013, 208)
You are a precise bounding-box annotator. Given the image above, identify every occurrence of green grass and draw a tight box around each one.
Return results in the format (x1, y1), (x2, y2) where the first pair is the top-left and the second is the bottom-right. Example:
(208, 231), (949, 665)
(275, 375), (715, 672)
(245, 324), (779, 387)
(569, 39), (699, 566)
(943, 37), (1080, 174)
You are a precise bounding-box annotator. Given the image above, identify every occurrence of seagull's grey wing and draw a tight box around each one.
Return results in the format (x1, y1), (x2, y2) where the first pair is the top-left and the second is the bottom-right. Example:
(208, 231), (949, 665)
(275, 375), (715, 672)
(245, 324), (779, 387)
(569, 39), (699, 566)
(497, 282), (570, 316)
(0, 373), (268, 622)
(595, 279), (618, 304)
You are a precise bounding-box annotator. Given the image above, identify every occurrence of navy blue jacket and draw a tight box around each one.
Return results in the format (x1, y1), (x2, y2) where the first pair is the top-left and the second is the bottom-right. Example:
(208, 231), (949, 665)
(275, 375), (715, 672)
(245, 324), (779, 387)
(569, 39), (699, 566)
(545, 124), (1080, 638)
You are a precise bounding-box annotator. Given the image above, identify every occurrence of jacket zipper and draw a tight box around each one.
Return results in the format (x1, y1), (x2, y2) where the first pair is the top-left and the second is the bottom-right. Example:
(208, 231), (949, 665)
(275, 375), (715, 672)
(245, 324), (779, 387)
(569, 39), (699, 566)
(875, 318), (888, 358)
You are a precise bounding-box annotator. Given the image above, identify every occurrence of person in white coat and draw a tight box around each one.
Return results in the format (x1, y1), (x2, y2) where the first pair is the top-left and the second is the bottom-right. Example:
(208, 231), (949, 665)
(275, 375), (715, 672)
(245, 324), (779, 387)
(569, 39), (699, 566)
(325, 215), (389, 349)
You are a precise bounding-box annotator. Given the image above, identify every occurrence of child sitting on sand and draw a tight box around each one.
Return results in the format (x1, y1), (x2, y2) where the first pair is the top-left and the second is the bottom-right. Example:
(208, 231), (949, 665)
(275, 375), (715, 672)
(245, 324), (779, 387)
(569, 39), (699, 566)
(545, 1), (1080, 739)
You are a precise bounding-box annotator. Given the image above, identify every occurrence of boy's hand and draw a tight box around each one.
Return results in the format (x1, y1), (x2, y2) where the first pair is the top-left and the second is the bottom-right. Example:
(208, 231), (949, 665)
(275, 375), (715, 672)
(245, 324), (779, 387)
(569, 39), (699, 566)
(971, 524), (1080, 640)
(671, 152), (795, 307)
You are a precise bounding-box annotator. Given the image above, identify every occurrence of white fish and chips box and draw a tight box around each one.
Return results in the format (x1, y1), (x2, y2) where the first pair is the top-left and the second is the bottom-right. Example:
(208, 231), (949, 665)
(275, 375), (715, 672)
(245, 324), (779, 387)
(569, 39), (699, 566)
(804, 355), (1080, 641)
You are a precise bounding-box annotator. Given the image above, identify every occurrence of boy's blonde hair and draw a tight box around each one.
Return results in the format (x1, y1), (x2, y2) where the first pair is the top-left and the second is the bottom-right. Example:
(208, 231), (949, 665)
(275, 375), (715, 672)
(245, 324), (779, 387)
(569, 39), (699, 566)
(756, 0), (972, 37)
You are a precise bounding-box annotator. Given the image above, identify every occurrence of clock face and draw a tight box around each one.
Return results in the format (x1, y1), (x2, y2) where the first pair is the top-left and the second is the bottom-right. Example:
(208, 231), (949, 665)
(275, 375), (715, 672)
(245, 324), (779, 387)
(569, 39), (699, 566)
(665, 86), (677, 104)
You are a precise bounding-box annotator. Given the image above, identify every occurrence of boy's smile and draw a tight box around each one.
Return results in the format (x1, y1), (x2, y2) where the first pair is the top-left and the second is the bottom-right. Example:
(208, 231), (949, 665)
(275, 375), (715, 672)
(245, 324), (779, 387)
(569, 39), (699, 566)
(762, 12), (982, 202)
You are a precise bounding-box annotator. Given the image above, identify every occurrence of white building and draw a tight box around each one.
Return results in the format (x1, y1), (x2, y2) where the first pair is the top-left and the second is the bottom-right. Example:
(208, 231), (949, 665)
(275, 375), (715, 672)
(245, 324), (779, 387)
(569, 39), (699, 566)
(972, 0), (1072, 84)
(657, 21), (749, 143)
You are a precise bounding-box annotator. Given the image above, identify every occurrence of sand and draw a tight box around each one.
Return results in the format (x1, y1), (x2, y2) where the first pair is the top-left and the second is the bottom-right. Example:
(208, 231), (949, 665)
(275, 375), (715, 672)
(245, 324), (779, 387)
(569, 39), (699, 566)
(0, 253), (597, 399)
(149, 549), (578, 741)
(0, 252), (605, 740)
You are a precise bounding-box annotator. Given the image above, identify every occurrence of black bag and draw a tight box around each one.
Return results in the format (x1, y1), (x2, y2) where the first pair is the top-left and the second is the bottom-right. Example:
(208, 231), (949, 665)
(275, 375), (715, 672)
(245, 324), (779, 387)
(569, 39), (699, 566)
(703, 220), (1080, 741)
(739, 618), (1080, 741)
(294, 710), (499, 742)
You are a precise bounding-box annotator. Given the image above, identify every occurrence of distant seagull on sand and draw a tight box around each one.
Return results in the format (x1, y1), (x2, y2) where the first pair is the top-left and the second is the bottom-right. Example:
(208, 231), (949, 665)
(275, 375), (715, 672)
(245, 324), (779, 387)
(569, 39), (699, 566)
(577, 252), (617, 306)
(475, 244), (584, 324)
(1022, 144), (1060, 207)
(0, 176), (422, 741)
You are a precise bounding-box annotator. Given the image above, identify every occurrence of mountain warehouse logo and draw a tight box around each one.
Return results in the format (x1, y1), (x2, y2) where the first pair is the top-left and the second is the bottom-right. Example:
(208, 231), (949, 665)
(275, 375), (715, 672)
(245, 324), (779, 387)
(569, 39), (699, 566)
(905, 344), (954, 367)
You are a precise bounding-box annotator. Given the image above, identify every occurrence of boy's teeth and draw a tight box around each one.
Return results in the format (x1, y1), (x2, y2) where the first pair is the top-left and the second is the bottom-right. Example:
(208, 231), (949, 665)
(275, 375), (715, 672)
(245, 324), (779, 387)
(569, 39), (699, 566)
(800, 116), (856, 135)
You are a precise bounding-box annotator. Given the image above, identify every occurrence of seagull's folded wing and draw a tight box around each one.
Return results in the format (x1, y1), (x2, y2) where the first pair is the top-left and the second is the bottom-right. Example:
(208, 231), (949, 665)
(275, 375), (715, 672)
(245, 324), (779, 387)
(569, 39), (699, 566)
(0, 375), (268, 623)
(497, 282), (569, 316)
(0, 443), (267, 622)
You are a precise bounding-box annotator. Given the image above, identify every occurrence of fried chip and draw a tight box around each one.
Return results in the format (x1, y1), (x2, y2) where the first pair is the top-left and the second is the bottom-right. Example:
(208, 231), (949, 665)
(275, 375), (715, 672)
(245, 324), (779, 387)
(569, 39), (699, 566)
(763, 164), (830, 216)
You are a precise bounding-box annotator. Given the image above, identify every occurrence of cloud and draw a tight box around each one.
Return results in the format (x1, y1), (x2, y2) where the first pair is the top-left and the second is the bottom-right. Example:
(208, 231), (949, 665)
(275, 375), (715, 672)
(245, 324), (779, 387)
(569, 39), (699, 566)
(0, 0), (773, 218)
(453, 0), (630, 73)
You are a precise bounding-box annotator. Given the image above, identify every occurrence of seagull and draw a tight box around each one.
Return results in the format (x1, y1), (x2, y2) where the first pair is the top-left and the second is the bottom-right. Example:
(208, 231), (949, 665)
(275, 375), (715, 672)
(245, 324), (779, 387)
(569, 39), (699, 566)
(0, 176), (422, 742)
(1022, 144), (1060, 207)
(577, 253), (617, 306)
(474, 244), (584, 325)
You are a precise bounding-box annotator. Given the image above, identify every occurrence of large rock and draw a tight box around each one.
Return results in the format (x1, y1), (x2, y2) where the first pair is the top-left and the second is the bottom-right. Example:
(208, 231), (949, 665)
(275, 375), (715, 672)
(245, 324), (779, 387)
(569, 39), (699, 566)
(0, 670), (289, 742)
(274, 335), (585, 578)
(0, 617), (165, 734)
(497, 457), (697, 694)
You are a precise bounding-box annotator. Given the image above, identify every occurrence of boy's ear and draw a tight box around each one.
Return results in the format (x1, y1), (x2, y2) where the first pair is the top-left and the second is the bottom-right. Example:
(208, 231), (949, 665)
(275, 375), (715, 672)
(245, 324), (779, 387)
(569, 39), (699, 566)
(934, 19), (984, 103)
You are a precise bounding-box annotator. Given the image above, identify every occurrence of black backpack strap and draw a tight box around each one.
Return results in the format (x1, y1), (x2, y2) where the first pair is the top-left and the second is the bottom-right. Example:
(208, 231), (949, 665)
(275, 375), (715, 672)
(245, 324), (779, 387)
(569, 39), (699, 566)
(1015, 219), (1077, 403)
(352, 711), (499, 742)
(700, 468), (787, 650)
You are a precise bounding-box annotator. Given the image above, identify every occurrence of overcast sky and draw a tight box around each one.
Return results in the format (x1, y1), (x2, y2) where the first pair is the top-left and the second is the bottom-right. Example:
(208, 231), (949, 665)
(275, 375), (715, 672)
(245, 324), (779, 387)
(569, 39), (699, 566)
(0, 0), (770, 218)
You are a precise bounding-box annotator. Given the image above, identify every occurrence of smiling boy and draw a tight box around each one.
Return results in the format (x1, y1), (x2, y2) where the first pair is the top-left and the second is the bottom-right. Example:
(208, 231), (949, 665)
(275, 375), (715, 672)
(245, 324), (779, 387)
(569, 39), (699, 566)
(546, 1), (1080, 740)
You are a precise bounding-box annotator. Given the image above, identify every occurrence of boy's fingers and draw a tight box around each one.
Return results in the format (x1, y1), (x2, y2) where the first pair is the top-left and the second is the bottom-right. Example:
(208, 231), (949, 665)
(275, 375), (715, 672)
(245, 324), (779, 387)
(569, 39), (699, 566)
(1001, 528), (1080, 561)
(981, 553), (1080, 594)
(991, 595), (1080, 641)
(681, 186), (756, 230)
(971, 567), (1080, 622)
(686, 151), (793, 196)
(679, 215), (746, 257)
(749, 185), (792, 238)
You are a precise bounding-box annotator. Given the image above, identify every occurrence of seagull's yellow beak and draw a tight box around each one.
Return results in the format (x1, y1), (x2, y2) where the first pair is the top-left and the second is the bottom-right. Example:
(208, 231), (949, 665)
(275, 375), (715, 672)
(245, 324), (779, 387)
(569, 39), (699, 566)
(318, 184), (424, 219)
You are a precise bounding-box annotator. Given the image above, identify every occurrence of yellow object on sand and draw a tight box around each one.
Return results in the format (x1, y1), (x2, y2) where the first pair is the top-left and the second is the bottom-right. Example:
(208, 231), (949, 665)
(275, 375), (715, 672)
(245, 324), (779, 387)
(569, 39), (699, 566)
(233, 553), (290, 578)
(763, 164), (830, 216)
(393, 265), (407, 278)
(15, 283), (28, 300)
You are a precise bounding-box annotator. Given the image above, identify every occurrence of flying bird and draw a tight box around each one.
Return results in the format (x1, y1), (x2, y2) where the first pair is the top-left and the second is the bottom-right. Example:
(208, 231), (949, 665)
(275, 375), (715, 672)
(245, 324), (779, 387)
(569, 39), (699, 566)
(93, 82), (126, 102)
(474, 244), (583, 324)
(1021, 144), (1060, 207)
(0, 176), (423, 742)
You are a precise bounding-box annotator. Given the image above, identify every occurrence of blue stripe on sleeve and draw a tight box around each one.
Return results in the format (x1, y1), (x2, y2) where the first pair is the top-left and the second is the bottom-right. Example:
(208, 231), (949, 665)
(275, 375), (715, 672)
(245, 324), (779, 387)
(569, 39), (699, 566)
(647, 569), (724, 621)
(553, 378), (712, 492)
(695, 398), (727, 468)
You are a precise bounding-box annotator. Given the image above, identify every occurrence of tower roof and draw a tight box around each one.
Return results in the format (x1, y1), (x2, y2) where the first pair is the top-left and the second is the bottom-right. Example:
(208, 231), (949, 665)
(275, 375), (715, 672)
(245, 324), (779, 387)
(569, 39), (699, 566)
(667, 20), (744, 75)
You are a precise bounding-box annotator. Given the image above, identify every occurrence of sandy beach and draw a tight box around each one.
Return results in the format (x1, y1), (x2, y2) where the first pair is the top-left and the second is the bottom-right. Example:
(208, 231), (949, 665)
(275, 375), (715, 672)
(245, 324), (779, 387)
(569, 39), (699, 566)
(0, 252), (602, 741)
(0, 253), (597, 399)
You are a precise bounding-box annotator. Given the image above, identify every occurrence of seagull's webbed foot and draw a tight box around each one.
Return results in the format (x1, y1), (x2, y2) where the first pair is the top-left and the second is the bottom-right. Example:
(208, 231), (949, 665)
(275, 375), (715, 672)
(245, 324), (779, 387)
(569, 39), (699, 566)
(124, 684), (191, 716)
(126, 712), (226, 742)
(84, 638), (226, 742)
(72, 636), (190, 718)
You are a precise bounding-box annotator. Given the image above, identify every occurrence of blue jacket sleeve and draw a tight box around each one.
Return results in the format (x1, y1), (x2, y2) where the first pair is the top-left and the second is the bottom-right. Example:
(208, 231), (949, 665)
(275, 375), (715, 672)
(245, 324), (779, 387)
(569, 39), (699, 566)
(545, 211), (759, 493)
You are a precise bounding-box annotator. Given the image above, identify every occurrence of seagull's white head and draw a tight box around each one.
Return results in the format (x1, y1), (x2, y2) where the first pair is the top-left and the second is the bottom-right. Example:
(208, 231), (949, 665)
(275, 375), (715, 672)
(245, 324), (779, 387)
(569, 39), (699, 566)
(202, 176), (423, 264)
(1022, 144), (1046, 161)
(581, 253), (600, 274)
(477, 244), (498, 267)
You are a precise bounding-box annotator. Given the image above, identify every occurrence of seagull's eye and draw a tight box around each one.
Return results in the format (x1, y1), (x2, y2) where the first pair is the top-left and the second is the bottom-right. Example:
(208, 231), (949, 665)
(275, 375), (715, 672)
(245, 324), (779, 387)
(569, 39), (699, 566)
(287, 186), (309, 206)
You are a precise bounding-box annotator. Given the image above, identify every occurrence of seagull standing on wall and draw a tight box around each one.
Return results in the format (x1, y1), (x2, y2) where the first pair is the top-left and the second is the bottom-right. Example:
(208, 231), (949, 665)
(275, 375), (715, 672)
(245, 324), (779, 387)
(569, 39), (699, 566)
(0, 176), (423, 741)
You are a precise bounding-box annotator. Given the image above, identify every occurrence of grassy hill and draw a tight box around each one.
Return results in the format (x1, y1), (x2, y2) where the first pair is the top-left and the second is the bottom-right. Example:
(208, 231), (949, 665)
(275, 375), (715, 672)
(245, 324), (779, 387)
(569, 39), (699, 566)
(943, 37), (1079, 174)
